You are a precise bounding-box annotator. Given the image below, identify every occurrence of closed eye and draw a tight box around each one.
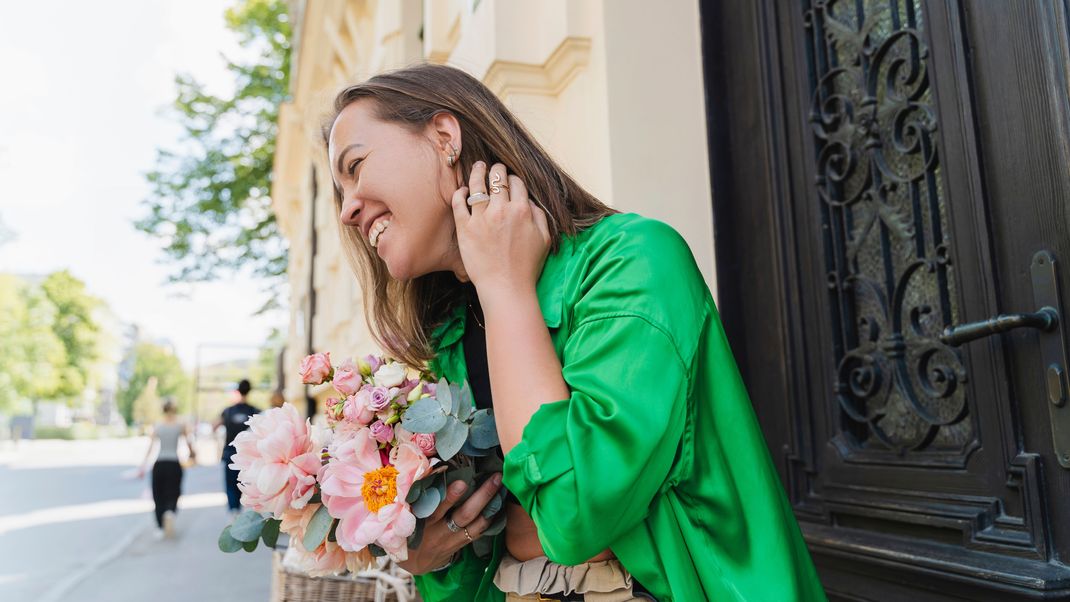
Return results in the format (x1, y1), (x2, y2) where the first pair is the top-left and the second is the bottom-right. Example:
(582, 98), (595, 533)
(347, 158), (364, 177)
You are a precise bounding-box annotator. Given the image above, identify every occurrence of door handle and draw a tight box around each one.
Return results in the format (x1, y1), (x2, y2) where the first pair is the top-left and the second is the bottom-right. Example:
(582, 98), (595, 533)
(943, 252), (1070, 466)
(940, 307), (1059, 347)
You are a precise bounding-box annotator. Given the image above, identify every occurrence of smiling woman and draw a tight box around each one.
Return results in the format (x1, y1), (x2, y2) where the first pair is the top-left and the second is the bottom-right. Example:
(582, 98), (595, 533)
(321, 64), (825, 602)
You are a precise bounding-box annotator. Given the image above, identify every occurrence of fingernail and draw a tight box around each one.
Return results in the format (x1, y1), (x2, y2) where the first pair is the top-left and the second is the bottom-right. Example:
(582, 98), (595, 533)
(451, 481), (466, 494)
(492, 473), (502, 486)
(474, 161), (485, 168)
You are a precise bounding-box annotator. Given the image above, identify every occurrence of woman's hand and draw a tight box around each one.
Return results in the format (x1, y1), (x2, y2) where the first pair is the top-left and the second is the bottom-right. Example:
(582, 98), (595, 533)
(451, 162), (551, 294)
(397, 472), (503, 575)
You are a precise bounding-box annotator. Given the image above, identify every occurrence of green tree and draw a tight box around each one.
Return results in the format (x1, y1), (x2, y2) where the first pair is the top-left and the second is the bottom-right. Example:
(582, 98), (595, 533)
(0, 275), (66, 413)
(136, 0), (291, 305)
(39, 271), (101, 400)
(118, 342), (191, 424)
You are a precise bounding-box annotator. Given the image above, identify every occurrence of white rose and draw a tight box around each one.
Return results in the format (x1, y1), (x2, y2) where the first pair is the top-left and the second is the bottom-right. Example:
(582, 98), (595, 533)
(373, 361), (407, 388)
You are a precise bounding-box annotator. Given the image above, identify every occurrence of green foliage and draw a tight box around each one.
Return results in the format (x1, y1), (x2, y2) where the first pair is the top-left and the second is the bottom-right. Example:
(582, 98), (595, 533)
(137, 0), (291, 295)
(0, 275), (69, 412)
(39, 271), (101, 400)
(118, 342), (191, 424)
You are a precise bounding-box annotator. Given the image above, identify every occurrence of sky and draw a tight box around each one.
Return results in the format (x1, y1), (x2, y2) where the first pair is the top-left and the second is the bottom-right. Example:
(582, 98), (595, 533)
(0, 1), (287, 369)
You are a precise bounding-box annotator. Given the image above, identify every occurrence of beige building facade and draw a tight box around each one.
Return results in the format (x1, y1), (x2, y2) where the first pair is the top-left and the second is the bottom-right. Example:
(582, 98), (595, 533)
(272, 0), (714, 410)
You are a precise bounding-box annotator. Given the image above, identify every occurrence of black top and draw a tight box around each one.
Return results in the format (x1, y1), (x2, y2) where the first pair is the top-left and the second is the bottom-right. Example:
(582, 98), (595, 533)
(221, 401), (260, 460)
(462, 297), (494, 412)
(461, 293), (521, 505)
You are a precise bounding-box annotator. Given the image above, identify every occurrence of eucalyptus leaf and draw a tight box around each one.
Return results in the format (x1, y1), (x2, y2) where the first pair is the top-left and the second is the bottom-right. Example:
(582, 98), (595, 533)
(408, 520), (425, 550)
(405, 476), (428, 504)
(401, 396), (447, 434)
(261, 518), (281, 549)
(481, 511), (507, 537)
(218, 526), (244, 553)
(469, 409), (499, 449)
(242, 538), (259, 552)
(411, 486), (441, 519)
(457, 382), (474, 421)
(481, 488), (504, 519)
(435, 416), (468, 461)
(230, 510), (266, 542)
(368, 543), (387, 557)
(459, 439), (490, 457)
(302, 505), (333, 552)
(327, 518), (338, 543)
(436, 378), (452, 413)
(446, 465), (476, 503)
(476, 450), (504, 474)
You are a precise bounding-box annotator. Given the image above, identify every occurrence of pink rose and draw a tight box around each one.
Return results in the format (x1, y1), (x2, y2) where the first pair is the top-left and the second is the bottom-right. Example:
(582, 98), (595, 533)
(412, 433), (437, 457)
(369, 420), (394, 444)
(300, 352), (333, 385)
(343, 391), (376, 425)
(332, 358), (362, 396)
(368, 387), (391, 412)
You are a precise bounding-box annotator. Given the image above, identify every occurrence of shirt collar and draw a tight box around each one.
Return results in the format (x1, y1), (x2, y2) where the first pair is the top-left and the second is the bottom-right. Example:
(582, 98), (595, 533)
(431, 235), (578, 352)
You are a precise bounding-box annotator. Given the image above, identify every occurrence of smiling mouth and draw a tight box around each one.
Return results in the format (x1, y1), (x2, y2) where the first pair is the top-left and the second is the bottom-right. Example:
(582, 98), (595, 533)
(369, 214), (392, 248)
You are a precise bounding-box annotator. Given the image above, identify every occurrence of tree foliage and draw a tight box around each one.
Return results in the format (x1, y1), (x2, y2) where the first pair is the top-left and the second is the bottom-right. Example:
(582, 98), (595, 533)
(136, 0), (291, 293)
(0, 275), (66, 413)
(39, 271), (101, 399)
(118, 342), (191, 425)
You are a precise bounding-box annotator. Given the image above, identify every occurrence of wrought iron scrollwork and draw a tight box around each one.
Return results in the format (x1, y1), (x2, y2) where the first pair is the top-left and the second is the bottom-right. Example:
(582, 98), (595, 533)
(804, 0), (973, 457)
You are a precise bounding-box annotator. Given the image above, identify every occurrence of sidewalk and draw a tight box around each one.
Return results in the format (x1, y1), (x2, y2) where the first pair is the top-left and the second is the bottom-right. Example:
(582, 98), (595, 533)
(68, 496), (273, 602)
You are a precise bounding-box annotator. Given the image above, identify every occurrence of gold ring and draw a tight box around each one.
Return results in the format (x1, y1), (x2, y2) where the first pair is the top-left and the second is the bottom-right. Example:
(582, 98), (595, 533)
(462, 527), (473, 542)
(490, 173), (509, 194)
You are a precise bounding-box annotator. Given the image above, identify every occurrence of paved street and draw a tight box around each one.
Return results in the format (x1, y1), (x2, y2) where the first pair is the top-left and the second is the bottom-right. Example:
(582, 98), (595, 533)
(0, 437), (273, 602)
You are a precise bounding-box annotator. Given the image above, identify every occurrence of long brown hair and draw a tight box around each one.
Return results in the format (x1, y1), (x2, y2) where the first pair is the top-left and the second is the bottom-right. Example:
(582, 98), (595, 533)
(325, 63), (616, 367)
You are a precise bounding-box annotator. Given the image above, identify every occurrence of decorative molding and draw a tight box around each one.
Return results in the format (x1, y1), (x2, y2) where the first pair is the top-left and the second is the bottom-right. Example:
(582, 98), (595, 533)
(482, 37), (591, 99)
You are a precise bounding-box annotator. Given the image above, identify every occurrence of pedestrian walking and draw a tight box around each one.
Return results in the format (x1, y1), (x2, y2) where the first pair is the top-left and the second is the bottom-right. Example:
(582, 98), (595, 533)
(138, 399), (196, 539)
(214, 379), (259, 515)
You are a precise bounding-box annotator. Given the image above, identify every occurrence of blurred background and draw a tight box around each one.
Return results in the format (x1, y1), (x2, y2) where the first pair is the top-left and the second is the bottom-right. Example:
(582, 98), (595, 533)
(0, 0), (711, 600)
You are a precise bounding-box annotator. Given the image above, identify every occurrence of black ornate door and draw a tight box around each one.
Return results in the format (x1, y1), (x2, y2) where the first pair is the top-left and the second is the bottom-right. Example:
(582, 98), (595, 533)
(701, 1), (1070, 599)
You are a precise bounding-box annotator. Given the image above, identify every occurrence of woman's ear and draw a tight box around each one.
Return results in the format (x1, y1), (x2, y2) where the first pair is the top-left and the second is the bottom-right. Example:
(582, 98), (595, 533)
(430, 111), (463, 159)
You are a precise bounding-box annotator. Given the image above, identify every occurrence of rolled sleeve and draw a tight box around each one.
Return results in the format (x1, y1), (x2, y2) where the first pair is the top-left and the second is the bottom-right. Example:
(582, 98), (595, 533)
(502, 315), (690, 565)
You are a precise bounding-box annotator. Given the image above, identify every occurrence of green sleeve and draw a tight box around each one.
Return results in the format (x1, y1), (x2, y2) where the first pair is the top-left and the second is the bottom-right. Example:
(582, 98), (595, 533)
(502, 315), (691, 565)
(412, 546), (498, 602)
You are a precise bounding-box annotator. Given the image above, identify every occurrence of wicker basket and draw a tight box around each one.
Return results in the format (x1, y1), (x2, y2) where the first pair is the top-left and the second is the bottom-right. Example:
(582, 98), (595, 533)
(270, 550), (417, 602)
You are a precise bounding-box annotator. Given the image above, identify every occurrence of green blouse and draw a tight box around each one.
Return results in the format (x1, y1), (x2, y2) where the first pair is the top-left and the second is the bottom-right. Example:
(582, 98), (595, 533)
(414, 213), (825, 601)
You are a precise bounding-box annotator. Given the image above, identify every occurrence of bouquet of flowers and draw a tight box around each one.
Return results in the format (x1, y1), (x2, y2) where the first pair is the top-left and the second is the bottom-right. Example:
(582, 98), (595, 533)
(217, 352), (506, 575)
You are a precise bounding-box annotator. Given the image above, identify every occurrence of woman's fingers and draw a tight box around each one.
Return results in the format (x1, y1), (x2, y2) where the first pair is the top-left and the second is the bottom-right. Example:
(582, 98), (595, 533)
(449, 473), (502, 528)
(451, 186), (470, 227)
(488, 163), (510, 208)
(429, 479), (469, 523)
(467, 161), (490, 216)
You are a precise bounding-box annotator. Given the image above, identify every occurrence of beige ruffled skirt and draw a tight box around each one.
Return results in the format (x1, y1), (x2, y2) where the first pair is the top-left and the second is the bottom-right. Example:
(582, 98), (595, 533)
(493, 553), (652, 601)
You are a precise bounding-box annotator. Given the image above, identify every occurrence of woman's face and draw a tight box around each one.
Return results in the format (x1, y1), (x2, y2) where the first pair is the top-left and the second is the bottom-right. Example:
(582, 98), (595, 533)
(328, 99), (464, 281)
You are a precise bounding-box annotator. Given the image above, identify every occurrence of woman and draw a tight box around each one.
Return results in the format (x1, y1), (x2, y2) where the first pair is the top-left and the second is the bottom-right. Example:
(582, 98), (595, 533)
(325, 64), (825, 601)
(138, 399), (196, 539)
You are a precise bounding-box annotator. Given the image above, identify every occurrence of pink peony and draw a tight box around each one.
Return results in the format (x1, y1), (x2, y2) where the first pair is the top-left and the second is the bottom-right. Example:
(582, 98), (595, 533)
(319, 429), (431, 561)
(332, 358), (363, 396)
(300, 352), (333, 385)
(229, 403), (322, 516)
(280, 504), (372, 576)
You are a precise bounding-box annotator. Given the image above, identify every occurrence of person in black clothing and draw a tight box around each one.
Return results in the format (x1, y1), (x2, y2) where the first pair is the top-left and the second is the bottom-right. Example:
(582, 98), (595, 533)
(214, 379), (259, 513)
